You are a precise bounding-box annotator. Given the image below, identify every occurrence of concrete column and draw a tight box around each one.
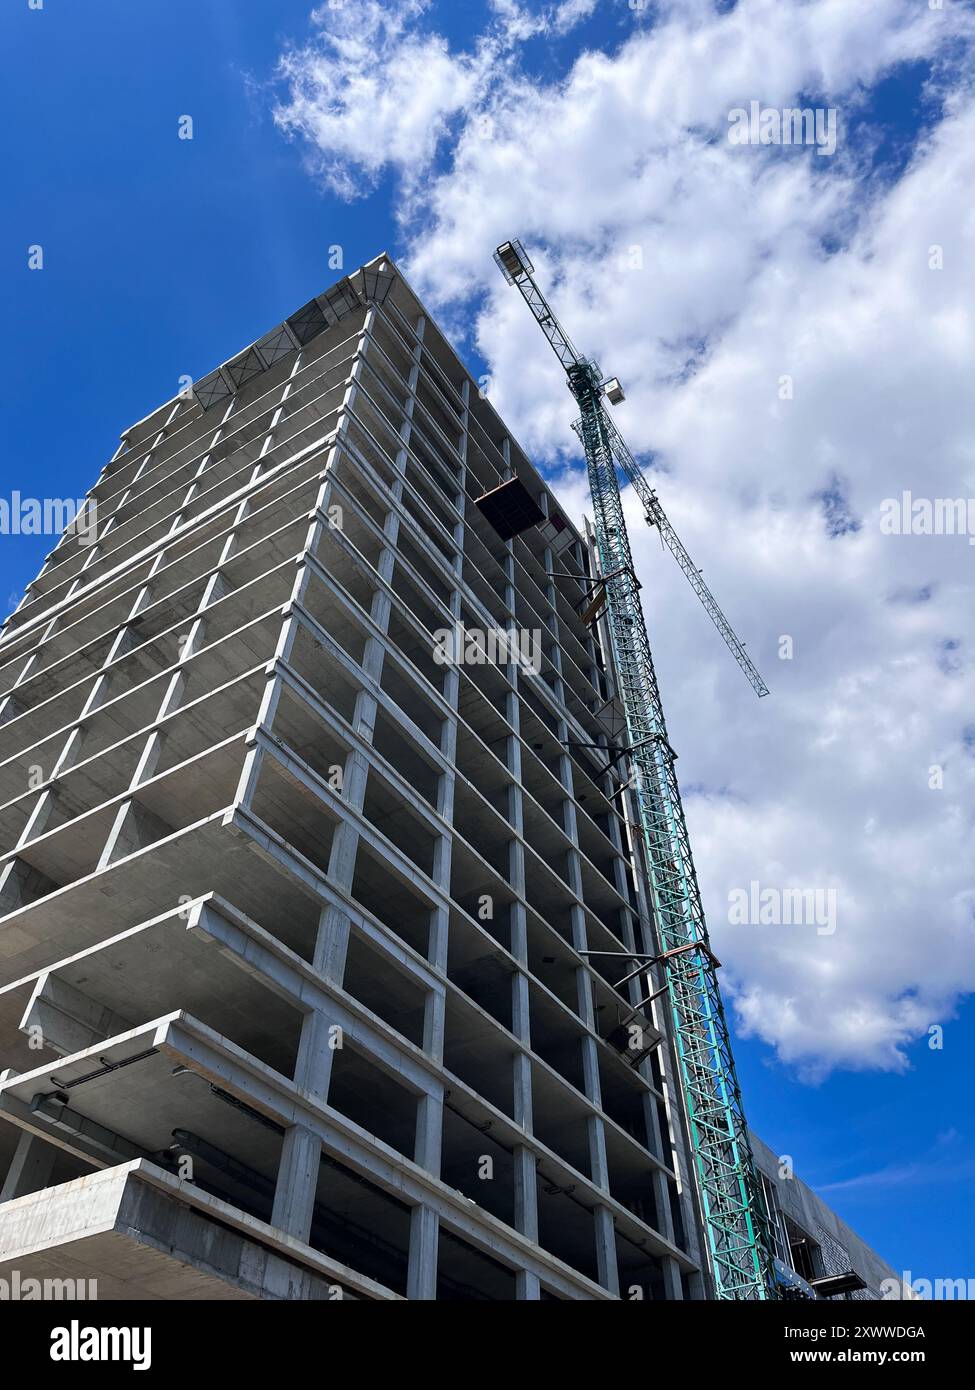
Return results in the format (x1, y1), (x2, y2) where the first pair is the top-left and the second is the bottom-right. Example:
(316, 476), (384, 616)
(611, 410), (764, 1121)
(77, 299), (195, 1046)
(594, 1205), (620, 1297)
(1, 1131), (56, 1202)
(407, 1204), (438, 1300)
(551, 644), (622, 1298)
(514, 1136), (541, 1299)
(270, 1124), (321, 1243)
(424, 343), (458, 1068)
(0, 858), (58, 913)
(259, 349), (305, 459)
(658, 1250), (684, 1300)
(293, 1008), (340, 1105)
(50, 724), (86, 778)
(388, 313), (444, 1303)
(414, 1093), (442, 1177)
(503, 664), (541, 1293)
(314, 902), (352, 986)
(15, 787), (58, 849)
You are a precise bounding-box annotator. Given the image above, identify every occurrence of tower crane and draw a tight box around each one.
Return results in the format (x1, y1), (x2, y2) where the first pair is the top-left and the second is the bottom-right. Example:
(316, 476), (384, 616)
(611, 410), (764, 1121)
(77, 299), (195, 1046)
(495, 239), (775, 1299)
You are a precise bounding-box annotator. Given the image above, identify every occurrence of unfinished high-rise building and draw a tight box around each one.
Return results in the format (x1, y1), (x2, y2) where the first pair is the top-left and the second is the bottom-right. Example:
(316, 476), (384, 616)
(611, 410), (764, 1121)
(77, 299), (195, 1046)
(0, 257), (898, 1303)
(0, 257), (711, 1300)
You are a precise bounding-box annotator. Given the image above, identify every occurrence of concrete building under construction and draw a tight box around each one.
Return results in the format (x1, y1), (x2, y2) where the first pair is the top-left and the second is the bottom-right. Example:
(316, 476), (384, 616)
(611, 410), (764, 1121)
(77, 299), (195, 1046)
(0, 256), (899, 1301)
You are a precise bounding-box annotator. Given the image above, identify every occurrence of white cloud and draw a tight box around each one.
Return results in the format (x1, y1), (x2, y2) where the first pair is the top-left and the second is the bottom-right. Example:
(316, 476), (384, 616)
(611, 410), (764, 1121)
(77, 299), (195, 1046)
(552, 0), (598, 34)
(271, 0), (975, 1077)
(490, 0), (599, 39)
(273, 0), (486, 198)
(273, 0), (604, 200)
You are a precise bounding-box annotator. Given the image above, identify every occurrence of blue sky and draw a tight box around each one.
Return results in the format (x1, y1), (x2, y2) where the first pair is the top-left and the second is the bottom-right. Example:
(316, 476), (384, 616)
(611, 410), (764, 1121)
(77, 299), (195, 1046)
(2, 0), (973, 1286)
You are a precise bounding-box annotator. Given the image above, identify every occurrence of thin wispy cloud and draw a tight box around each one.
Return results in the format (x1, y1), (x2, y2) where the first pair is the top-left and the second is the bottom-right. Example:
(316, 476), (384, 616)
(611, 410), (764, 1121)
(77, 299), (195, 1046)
(819, 1157), (975, 1195)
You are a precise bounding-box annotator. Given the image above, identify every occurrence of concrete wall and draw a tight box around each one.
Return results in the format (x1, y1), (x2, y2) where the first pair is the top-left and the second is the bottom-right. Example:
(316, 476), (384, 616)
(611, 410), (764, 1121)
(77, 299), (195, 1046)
(750, 1131), (905, 1298)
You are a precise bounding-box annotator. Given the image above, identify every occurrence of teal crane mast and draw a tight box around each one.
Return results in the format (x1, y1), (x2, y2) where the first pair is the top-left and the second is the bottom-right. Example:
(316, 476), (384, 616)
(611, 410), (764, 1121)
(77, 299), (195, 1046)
(495, 240), (775, 1299)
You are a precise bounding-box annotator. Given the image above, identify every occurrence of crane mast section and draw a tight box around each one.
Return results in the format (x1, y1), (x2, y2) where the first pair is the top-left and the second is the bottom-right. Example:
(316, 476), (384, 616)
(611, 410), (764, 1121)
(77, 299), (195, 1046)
(495, 239), (775, 1299)
(572, 365), (772, 1299)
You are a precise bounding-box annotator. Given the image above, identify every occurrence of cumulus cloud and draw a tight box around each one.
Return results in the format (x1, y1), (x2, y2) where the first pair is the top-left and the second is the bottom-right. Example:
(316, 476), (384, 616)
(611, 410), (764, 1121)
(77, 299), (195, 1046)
(273, 0), (485, 198)
(271, 0), (975, 1077)
(273, 0), (605, 201)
